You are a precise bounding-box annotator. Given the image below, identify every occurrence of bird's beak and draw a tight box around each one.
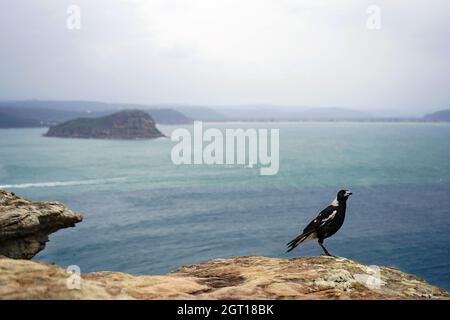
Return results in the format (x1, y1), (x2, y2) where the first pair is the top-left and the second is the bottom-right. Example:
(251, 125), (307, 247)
(345, 191), (353, 196)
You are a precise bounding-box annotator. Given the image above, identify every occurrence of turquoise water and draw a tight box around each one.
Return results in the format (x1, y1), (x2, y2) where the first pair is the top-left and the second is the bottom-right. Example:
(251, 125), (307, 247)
(1, 123), (450, 290)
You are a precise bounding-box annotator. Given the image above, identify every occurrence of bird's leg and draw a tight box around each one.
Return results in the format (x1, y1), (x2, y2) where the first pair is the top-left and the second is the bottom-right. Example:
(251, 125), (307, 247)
(318, 239), (334, 257)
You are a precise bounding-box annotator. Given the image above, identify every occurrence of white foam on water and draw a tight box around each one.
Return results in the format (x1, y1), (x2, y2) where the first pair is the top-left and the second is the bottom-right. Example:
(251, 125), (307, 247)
(0, 177), (127, 189)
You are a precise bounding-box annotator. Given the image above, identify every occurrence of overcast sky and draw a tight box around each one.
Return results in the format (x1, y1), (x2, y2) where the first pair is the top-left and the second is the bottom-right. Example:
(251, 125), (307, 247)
(0, 0), (449, 115)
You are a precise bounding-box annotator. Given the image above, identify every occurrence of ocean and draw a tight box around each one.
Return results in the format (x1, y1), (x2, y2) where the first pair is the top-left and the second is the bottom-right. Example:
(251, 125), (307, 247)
(1, 123), (449, 291)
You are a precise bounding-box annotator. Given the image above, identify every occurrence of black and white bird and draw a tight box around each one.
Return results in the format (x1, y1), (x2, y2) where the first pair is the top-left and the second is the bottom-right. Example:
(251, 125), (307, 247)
(286, 189), (352, 256)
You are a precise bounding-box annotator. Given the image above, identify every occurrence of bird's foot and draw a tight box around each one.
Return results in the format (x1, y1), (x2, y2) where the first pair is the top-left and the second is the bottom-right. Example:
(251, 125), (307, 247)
(321, 253), (336, 258)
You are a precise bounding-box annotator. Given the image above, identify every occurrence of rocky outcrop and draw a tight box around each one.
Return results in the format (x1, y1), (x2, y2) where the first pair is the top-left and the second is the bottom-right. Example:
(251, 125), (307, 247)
(45, 109), (165, 139)
(0, 256), (448, 300)
(0, 189), (83, 259)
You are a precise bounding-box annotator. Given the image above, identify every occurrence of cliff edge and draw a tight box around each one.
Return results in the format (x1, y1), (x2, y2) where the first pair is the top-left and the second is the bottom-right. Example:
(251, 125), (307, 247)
(0, 255), (448, 300)
(0, 189), (83, 259)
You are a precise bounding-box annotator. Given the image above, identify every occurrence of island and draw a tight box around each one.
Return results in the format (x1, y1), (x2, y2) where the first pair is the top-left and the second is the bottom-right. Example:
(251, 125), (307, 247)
(44, 109), (165, 139)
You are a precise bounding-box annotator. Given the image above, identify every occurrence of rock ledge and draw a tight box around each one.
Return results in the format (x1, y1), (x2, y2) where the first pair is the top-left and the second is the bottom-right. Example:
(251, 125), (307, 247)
(0, 256), (448, 300)
(0, 189), (83, 259)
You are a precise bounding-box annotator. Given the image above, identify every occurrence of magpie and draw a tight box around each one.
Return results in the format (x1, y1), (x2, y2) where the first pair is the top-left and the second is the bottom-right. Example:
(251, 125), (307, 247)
(286, 189), (352, 256)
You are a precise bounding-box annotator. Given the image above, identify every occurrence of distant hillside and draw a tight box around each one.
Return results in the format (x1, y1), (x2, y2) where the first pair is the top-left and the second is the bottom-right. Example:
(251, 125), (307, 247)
(0, 100), (118, 113)
(215, 106), (371, 121)
(6, 100), (444, 124)
(170, 105), (371, 121)
(0, 100), (372, 123)
(423, 110), (450, 122)
(0, 111), (41, 128)
(143, 109), (191, 124)
(171, 106), (229, 121)
(45, 110), (164, 140)
(0, 101), (192, 127)
(0, 106), (99, 127)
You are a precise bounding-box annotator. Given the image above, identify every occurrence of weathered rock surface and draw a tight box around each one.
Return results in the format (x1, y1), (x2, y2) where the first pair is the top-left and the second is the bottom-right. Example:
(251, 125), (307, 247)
(0, 189), (83, 259)
(0, 256), (448, 300)
(45, 109), (165, 140)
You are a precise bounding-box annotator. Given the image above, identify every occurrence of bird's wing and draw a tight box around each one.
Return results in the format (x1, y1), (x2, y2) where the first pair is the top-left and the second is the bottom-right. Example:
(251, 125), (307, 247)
(286, 205), (338, 252)
(302, 205), (337, 234)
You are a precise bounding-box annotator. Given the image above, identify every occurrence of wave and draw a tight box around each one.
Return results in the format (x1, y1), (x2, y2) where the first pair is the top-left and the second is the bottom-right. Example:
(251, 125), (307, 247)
(0, 177), (127, 189)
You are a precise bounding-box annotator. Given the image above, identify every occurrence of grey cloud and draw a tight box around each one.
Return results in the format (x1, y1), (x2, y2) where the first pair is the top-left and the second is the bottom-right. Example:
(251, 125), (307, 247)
(0, 0), (449, 114)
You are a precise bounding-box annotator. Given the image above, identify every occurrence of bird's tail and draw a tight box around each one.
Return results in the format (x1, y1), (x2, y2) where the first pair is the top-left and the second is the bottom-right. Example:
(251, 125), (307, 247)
(286, 230), (315, 253)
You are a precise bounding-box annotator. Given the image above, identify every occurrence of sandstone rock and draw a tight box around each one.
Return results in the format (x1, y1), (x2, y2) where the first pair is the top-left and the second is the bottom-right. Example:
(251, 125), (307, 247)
(0, 256), (448, 300)
(0, 189), (83, 259)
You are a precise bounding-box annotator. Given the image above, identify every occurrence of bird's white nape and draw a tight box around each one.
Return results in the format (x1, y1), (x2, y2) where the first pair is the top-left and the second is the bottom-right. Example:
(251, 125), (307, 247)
(331, 197), (339, 206)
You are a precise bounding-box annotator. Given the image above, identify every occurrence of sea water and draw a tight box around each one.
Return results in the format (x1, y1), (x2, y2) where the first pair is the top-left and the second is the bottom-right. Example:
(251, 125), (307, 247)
(0, 122), (449, 290)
